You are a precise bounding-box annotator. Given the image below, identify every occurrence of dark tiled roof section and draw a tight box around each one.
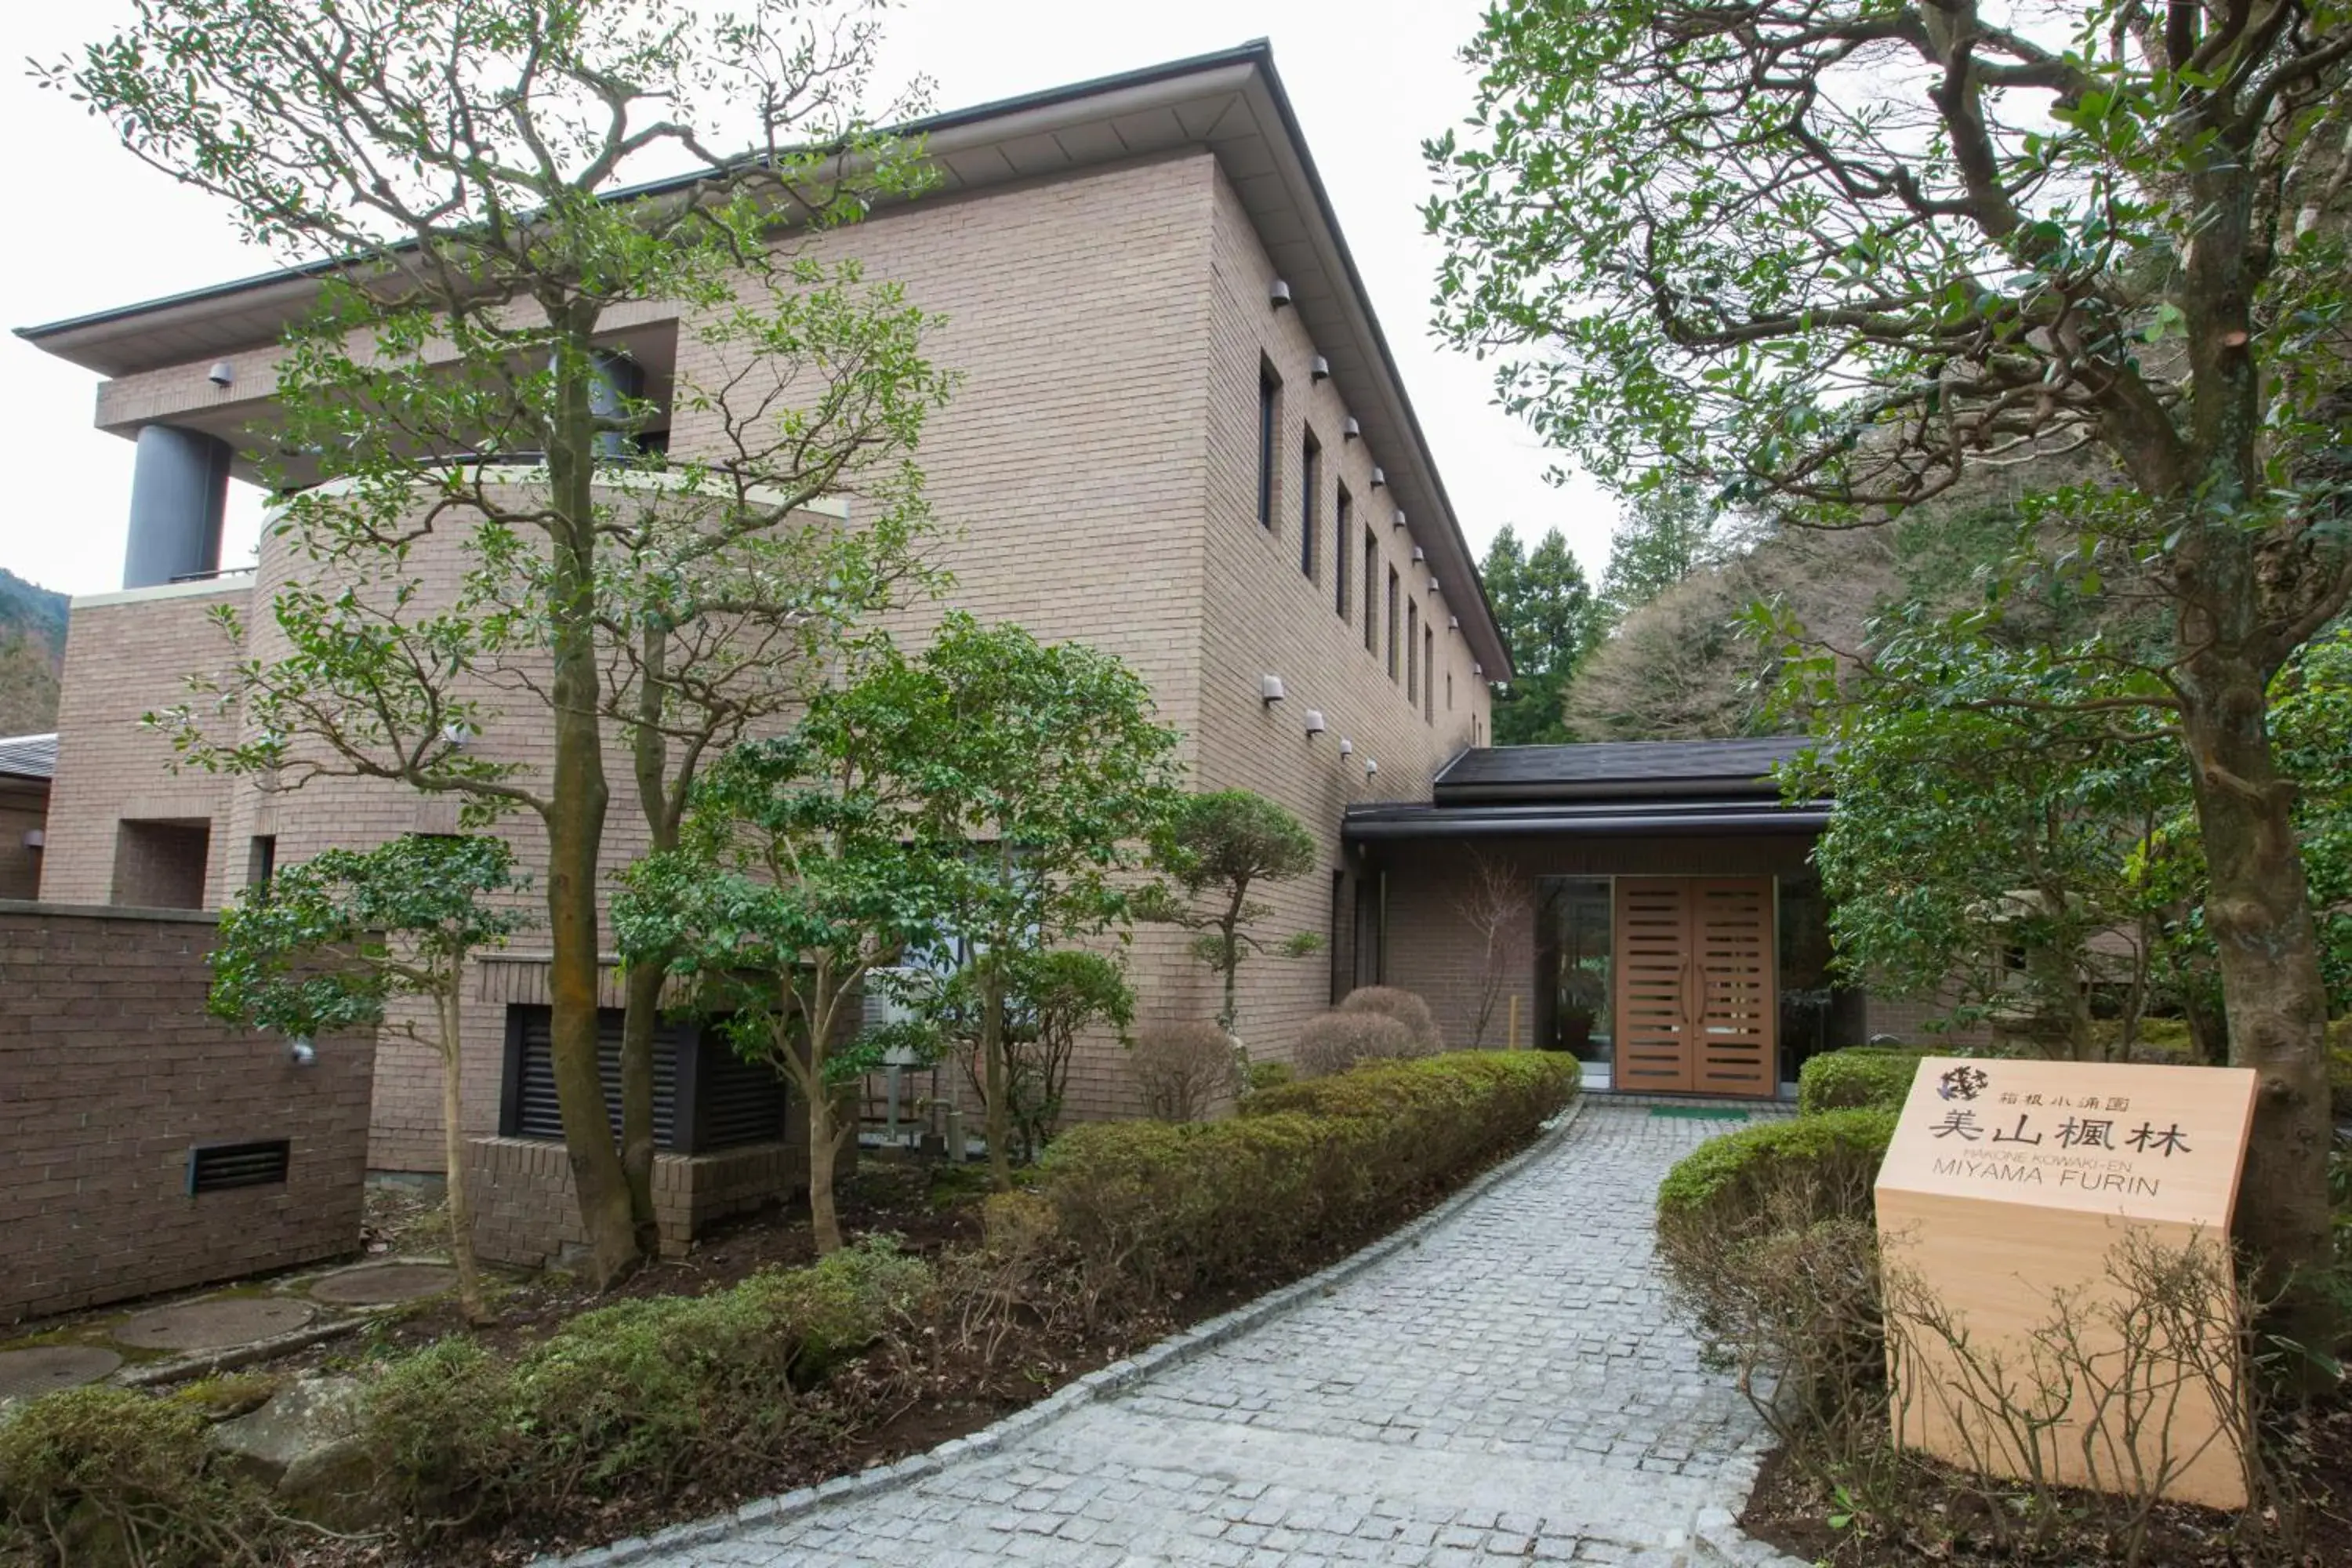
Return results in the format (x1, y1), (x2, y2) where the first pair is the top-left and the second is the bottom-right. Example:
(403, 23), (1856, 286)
(0, 733), (59, 781)
(1434, 736), (1813, 801)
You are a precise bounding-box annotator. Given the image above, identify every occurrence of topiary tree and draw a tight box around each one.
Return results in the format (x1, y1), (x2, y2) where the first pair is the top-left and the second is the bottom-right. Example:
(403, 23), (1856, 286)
(209, 834), (527, 1323)
(1139, 789), (1322, 1036)
(1338, 985), (1443, 1055)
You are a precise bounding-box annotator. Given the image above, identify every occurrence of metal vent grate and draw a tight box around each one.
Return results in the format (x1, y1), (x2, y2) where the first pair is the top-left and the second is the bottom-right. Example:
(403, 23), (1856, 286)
(187, 1138), (291, 1195)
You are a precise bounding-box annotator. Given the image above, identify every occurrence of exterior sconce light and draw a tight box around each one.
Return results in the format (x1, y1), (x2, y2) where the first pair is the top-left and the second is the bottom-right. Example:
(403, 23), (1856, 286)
(207, 360), (235, 388)
(1338, 739), (1355, 757)
(1309, 354), (1330, 383)
(1370, 467), (1386, 489)
(1269, 278), (1293, 309)
(1363, 757), (1379, 778)
(288, 1035), (318, 1067)
(1261, 674), (1287, 705)
(21, 828), (42, 850)
(441, 720), (475, 750)
(1411, 546), (1425, 563)
(1303, 709), (1327, 735)
(1392, 508), (1407, 530)
(1449, 615), (1461, 630)
(1342, 417), (1361, 441)
(1472, 662), (1485, 676)
(1429, 575), (1442, 593)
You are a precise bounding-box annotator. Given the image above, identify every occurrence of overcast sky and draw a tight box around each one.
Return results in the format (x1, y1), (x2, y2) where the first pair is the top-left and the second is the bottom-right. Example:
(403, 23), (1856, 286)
(0, 0), (1617, 600)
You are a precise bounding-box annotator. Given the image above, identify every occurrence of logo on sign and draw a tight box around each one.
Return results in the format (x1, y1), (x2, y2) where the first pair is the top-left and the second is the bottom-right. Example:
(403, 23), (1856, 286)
(1936, 1065), (1990, 1102)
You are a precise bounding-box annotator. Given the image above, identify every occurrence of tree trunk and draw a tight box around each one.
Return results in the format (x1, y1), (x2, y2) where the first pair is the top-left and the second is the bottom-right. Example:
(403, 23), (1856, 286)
(982, 962), (1012, 1192)
(619, 959), (663, 1254)
(2176, 647), (2338, 1358)
(437, 987), (491, 1325)
(541, 336), (638, 1289)
(808, 1094), (844, 1256)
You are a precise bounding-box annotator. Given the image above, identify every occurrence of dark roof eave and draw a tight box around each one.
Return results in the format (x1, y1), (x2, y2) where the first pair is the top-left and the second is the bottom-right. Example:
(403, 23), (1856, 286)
(1342, 801), (1832, 841)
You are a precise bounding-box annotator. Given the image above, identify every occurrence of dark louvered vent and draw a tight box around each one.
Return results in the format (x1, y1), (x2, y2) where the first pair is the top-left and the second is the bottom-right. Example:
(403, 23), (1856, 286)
(187, 1138), (291, 1195)
(503, 1007), (784, 1153)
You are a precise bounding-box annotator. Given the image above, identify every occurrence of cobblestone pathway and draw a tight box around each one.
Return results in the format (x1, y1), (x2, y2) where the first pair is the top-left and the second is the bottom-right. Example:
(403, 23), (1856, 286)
(630, 1102), (1780, 1566)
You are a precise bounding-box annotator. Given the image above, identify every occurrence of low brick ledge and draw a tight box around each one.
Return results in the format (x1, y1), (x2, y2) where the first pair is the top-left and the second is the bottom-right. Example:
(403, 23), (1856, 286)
(543, 1095), (1593, 1568)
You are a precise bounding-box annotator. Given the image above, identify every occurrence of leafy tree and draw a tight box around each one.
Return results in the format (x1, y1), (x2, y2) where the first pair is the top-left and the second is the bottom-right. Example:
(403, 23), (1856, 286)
(1480, 526), (1605, 744)
(60, 0), (950, 1283)
(1429, 0), (2352, 1338)
(1138, 789), (1321, 1036)
(209, 836), (527, 1323)
(1783, 627), (2185, 1062)
(931, 949), (1134, 1163)
(1601, 485), (1719, 620)
(832, 613), (1181, 1189)
(615, 723), (947, 1256)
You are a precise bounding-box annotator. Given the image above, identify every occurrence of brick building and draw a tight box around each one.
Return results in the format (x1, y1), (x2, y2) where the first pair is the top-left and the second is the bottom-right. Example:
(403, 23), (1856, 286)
(14, 44), (1546, 1190)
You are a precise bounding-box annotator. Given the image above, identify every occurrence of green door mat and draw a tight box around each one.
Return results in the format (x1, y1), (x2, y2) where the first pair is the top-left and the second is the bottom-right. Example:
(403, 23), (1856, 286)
(1649, 1106), (1751, 1121)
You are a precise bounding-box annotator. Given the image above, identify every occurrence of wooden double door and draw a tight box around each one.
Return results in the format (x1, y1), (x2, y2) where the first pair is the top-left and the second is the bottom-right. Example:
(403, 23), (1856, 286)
(1613, 877), (1777, 1097)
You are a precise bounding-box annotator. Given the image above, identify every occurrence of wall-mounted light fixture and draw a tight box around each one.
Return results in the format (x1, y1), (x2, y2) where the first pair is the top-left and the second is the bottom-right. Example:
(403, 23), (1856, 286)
(1363, 757), (1379, 778)
(1308, 354), (1330, 383)
(1303, 709), (1327, 736)
(22, 828), (44, 850)
(1370, 467), (1386, 489)
(1342, 416), (1361, 441)
(1448, 615), (1461, 631)
(1338, 739), (1355, 757)
(1269, 279), (1293, 309)
(1392, 508), (1407, 530)
(441, 720), (475, 750)
(1410, 545), (1425, 563)
(1429, 576), (1442, 593)
(208, 360), (235, 389)
(288, 1035), (318, 1068)
(1472, 662), (1485, 677)
(1261, 674), (1287, 705)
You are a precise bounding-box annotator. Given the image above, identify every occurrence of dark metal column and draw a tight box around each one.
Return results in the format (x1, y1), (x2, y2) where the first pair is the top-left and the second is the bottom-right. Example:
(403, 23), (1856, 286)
(122, 425), (232, 589)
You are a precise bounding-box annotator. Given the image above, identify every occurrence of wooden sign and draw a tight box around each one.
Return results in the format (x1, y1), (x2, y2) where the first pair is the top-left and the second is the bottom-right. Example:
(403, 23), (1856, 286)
(1875, 1058), (2258, 1510)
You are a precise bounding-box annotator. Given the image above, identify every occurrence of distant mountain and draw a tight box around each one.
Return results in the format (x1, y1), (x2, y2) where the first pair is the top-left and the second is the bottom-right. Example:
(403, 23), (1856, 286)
(0, 568), (68, 735)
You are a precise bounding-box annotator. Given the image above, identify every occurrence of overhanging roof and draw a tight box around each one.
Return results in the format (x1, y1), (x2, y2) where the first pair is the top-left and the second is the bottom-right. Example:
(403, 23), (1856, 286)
(1345, 796), (1830, 842)
(1434, 736), (1813, 804)
(13, 41), (1512, 677)
(0, 732), (59, 782)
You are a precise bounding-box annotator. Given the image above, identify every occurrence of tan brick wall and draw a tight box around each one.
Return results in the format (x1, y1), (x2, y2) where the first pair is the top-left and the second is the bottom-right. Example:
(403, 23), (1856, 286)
(0, 902), (374, 1321)
(466, 1137), (802, 1268)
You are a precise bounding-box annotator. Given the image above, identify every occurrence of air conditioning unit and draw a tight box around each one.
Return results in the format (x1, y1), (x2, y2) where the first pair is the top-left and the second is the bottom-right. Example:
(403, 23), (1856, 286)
(861, 967), (929, 1064)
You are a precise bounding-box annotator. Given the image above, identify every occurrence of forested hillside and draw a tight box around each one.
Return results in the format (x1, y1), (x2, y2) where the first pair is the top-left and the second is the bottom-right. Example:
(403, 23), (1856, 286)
(0, 568), (68, 735)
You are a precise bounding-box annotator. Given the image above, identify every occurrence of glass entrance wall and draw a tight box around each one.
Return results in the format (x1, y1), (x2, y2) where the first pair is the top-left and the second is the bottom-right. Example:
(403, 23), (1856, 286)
(1534, 877), (1613, 1065)
(1777, 869), (1866, 1082)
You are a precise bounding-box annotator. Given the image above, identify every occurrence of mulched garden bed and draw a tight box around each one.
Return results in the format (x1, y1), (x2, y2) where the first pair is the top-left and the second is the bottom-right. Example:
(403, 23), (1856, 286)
(1739, 1393), (2352, 1568)
(282, 1124), (1555, 1566)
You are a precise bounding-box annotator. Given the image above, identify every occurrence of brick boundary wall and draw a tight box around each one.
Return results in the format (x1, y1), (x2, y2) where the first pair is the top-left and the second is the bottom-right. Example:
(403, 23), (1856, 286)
(0, 901), (375, 1322)
(468, 1137), (806, 1268)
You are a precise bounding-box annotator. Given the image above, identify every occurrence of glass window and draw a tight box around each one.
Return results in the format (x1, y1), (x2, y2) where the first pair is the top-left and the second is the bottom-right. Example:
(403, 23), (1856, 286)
(1257, 364), (1280, 530)
(1335, 488), (1352, 617)
(1535, 877), (1613, 1067)
(1300, 431), (1319, 577)
(1386, 570), (1400, 680)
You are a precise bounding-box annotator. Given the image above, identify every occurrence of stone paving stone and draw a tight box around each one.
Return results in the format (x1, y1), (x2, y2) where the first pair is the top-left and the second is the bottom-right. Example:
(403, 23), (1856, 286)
(0, 1344), (123, 1402)
(628, 1103), (1785, 1565)
(111, 1296), (314, 1352)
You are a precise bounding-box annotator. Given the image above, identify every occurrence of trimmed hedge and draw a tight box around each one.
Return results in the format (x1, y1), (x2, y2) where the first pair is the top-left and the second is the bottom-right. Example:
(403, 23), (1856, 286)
(365, 1238), (929, 1534)
(1656, 1107), (1897, 1251)
(1795, 1046), (1930, 1115)
(1335, 985), (1443, 1053)
(1037, 1051), (1577, 1308)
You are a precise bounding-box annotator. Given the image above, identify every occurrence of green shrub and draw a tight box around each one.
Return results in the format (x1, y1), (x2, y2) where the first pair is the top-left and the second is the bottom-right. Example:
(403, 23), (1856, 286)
(1291, 1010), (1423, 1077)
(2329, 1016), (2352, 1122)
(0, 1385), (282, 1566)
(1242, 1060), (1293, 1094)
(1795, 1046), (1929, 1115)
(1038, 1051), (1577, 1312)
(1336, 985), (1442, 1053)
(1656, 1107), (1897, 1255)
(363, 1239), (930, 1534)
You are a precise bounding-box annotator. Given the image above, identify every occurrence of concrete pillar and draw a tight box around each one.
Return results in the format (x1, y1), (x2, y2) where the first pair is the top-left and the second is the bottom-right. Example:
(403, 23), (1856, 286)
(122, 425), (232, 590)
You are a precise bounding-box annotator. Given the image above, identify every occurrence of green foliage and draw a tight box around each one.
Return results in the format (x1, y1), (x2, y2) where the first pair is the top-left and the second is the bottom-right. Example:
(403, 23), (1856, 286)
(209, 833), (527, 1039)
(1797, 1047), (1929, 1116)
(2272, 626), (2352, 1013)
(1141, 789), (1319, 1033)
(1479, 524), (1606, 744)
(923, 949), (1135, 1161)
(1602, 484), (1722, 618)
(1335, 986), (1443, 1054)
(1655, 1109), (1897, 1252)
(0, 1385), (281, 1566)
(364, 1240), (929, 1534)
(1242, 1060), (1294, 1094)
(1036, 1052), (1577, 1312)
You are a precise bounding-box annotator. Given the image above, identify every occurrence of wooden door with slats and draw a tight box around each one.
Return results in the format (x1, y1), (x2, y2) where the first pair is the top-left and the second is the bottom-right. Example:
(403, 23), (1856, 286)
(1611, 877), (1777, 1097)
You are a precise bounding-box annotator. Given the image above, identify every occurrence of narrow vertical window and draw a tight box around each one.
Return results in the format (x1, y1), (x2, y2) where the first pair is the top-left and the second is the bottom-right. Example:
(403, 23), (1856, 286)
(1363, 531), (1379, 652)
(1299, 430), (1320, 577)
(1425, 627), (1436, 721)
(1447, 669), (1455, 713)
(1335, 488), (1353, 619)
(1257, 363), (1280, 530)
(1407, 601), (1420, 701)
(1386, 570), (1400, 681)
